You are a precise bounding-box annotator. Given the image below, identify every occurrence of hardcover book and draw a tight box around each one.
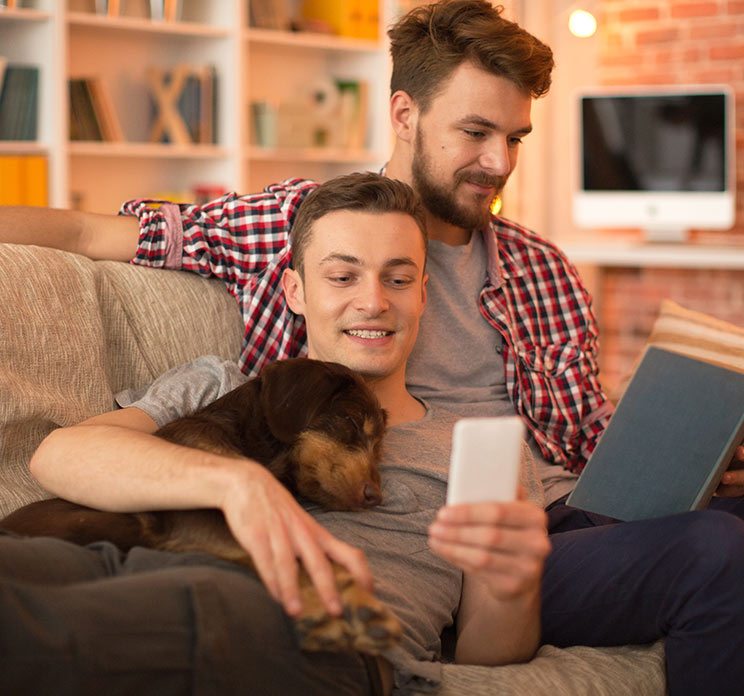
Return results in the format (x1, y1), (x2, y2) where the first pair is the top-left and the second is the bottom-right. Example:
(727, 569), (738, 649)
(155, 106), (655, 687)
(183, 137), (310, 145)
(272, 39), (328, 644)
(566, 346), (744, 521)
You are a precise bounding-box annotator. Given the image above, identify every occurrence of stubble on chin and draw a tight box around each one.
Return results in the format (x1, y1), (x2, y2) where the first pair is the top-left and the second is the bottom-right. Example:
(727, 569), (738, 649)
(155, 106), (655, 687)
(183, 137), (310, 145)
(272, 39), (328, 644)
(411, 149), (499, 231)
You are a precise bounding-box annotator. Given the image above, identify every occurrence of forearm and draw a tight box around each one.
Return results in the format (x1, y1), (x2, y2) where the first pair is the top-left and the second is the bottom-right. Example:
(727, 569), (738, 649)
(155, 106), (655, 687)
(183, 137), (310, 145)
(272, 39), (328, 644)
(455, 576), (541, 665)
(30, 422), (240, 512)
(30, 409), (374, 618)
(0, 206), (139, 261)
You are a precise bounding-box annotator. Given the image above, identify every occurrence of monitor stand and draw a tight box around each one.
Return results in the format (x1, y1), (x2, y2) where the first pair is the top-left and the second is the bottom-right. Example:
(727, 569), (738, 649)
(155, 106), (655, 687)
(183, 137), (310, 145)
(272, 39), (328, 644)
(644, 227), (689, 243)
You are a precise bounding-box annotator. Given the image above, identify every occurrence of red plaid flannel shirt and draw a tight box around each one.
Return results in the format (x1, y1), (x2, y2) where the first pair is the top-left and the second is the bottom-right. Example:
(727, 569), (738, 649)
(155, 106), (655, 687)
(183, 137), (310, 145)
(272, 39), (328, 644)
(121, 178), (612, 472)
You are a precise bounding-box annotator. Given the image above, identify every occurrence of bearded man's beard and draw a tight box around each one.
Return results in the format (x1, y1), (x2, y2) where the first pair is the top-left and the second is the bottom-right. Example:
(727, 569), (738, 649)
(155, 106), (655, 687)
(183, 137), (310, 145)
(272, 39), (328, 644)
(411, 128), (506, 231)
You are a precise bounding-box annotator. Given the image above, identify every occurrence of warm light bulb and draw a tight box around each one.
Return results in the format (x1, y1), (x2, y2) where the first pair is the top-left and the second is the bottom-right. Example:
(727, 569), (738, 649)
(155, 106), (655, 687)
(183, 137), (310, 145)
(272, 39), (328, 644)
(490, 195), (502, 216)
(568, 9), (597, 38)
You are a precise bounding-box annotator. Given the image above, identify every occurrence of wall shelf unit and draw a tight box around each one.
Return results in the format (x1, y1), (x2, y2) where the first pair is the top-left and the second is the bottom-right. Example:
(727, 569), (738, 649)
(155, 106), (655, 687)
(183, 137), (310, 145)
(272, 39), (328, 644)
(0, 0), (392, 214)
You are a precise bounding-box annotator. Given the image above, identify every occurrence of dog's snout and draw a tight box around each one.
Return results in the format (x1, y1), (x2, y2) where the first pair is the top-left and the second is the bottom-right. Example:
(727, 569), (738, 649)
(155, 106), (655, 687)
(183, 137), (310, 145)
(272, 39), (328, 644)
(362, 482), (382, 507)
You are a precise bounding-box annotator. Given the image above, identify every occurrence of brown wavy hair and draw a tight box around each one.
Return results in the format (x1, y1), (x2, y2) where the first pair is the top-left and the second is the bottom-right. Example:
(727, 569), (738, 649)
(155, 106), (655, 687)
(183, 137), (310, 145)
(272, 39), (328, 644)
(291, 172), (428, 277)
(388, 0), (554, 112)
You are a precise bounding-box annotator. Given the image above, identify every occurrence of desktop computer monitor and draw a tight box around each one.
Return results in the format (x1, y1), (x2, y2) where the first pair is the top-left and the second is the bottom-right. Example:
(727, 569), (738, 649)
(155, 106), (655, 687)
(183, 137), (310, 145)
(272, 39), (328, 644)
(572, 85), (735, 242)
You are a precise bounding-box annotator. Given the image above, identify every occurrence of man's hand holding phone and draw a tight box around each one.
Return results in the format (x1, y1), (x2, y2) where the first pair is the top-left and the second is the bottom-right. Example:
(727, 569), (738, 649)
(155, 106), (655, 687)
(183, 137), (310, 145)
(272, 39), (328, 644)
(430, 417), (550, 600)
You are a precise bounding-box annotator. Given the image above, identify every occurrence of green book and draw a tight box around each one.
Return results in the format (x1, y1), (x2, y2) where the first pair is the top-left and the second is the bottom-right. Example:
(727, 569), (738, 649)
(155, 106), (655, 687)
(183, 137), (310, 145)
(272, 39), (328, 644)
(567, 346), (744, 521)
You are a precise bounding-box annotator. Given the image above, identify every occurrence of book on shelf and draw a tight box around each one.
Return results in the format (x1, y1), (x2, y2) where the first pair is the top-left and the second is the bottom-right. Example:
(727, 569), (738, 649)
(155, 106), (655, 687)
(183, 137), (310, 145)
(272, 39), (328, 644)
(0, 61), (39, 141)
(148, 64), (217, 146)
(150, 0), (182, 21)
(300, 0), (378, 39)
(0, 155), (48, 207)
(69, 79), (102, 141)
(250, 0), (293, 30)
(69, 77), (125, 142)
(87, 78), (125, 141)
(566, 346), (744, 522)
(95, 0), (120, 16)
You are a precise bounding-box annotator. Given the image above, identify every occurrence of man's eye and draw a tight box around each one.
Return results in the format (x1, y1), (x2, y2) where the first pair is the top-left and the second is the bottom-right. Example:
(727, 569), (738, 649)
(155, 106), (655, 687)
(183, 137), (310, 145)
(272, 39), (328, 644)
(387, 276), (413, 287)
(329, 275), (352, 284)
(508, 136), (524, 146)
(464, 129), (486, 139)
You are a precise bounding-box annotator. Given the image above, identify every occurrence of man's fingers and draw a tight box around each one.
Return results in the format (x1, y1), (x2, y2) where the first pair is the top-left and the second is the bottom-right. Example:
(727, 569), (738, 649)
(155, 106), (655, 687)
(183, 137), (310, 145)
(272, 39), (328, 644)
(430, 521), (550, 557)
(292, 526), (344, 616)
(269, 527), (304, 616)
(324, 538), (373, 592)
(716, 482), (744, 498)
(234, 526), (284, 606)
(429, 537), (545, 595)
(435, 501), (547, 532)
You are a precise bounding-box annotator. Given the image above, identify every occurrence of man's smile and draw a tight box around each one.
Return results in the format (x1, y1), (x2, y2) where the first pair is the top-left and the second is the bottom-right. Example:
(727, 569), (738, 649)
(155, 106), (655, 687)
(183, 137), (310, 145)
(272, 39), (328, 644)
(344, 329), (394, 339)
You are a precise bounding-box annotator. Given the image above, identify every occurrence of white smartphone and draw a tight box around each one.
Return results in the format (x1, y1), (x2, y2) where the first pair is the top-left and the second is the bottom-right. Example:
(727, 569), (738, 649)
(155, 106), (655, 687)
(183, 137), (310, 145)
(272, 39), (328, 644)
(446, 417), (524, 505)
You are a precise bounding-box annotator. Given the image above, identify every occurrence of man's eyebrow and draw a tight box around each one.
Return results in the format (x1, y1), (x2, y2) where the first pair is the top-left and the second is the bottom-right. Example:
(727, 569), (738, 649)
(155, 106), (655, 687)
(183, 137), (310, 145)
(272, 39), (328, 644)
(319, 253), (361, 266)
(319, 253), (420, 269)
(383, 256), (420, 270)
(459, 114), (533, 135)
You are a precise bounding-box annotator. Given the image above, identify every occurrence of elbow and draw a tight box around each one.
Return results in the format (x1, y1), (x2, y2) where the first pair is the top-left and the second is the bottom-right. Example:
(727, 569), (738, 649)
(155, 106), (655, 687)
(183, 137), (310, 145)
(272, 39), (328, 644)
(29, 427), (67, 488)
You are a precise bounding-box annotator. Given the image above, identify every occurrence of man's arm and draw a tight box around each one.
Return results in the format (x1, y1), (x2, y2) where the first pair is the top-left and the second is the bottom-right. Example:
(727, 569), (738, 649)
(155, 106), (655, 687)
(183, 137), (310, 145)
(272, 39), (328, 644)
(0, 206), (139, 260)
(428, 493), (549, 665)
(30, 407), (372, 617)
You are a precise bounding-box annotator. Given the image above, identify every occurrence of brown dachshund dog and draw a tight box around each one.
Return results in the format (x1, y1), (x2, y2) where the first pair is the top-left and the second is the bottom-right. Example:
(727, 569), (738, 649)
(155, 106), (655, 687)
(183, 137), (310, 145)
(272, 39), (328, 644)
(1, 357), (402, 655)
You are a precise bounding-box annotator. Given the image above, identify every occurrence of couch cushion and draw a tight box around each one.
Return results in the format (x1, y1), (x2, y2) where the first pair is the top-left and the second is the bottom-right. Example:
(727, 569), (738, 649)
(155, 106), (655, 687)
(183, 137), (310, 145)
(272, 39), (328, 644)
(430, 641), (665, 695)
(0, 244), (113, 516)
(96, 261), (243, 393)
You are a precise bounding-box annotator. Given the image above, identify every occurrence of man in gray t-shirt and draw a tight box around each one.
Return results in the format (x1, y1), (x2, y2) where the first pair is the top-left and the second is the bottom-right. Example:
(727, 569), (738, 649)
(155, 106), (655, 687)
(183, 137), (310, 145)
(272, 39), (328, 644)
(9, 174), (549, 696)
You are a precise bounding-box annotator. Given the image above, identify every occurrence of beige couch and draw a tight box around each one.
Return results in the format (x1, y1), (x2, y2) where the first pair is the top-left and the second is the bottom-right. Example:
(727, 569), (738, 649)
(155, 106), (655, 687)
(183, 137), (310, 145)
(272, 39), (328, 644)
(0, 242), (666, 695)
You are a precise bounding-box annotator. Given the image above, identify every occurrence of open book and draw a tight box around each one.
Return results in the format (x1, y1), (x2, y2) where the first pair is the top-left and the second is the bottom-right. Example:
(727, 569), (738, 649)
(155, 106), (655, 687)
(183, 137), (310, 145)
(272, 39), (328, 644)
(566, 346), (744, 521)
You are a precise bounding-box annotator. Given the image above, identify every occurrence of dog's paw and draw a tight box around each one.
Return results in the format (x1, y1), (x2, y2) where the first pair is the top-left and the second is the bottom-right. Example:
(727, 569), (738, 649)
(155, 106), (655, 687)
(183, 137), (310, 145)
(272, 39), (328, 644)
(294, 566), (401, 655)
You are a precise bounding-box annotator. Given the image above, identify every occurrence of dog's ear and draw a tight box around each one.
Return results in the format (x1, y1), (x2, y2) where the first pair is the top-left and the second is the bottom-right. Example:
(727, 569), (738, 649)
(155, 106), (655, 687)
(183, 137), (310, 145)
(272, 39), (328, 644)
(259, 358), (353, 442)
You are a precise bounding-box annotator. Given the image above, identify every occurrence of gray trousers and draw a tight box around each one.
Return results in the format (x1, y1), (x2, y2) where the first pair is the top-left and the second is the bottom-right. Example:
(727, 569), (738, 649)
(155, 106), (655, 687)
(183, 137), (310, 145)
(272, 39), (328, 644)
(0, 533), (383, 696)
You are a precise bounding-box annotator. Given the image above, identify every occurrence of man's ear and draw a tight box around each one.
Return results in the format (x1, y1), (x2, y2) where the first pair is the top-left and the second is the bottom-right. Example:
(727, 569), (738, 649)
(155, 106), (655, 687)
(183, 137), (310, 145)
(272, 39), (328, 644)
(421, 272), (429, 313)
(390, 90), (417, 142)
(281, 267), (306, 315)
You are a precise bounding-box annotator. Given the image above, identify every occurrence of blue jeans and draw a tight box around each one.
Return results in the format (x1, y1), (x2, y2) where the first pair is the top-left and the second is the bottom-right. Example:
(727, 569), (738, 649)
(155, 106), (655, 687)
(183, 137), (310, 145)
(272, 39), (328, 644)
(544, 496), (744, 696)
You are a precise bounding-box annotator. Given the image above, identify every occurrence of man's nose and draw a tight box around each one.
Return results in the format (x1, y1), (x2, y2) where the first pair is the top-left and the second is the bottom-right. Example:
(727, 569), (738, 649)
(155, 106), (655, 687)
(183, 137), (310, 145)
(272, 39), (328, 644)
(355, 280), (389, 315)
(479, 140), (511, 176)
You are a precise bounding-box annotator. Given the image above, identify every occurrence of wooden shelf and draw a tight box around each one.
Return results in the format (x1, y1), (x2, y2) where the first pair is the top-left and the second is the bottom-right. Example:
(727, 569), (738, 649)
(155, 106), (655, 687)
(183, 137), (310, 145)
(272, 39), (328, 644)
(247, 145), (384, 164)
(0, 141), (49, 155)
(245, 27), (379, 52)
(0, 7), (50, 22)
(67, 11), (230, 37)
(69, 141), (230, 159)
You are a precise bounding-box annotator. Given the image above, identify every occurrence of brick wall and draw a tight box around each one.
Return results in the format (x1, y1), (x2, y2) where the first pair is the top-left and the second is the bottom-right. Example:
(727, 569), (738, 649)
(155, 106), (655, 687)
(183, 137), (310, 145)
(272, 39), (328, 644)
(592, 0), (744, 392)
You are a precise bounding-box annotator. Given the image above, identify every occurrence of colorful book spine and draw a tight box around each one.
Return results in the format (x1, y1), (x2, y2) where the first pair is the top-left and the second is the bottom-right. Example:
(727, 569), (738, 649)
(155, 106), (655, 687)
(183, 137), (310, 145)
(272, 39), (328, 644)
(0, 64), (40, 141)
(0, 155), (48, 206)
(301, 0), (378, 39)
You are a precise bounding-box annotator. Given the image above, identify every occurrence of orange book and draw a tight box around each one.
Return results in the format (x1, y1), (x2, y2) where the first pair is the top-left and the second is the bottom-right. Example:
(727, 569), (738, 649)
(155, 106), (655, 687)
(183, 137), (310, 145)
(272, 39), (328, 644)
(0, 155), (22, 206)
(22, 155), (48, 207)
(302, 0), (362, 38)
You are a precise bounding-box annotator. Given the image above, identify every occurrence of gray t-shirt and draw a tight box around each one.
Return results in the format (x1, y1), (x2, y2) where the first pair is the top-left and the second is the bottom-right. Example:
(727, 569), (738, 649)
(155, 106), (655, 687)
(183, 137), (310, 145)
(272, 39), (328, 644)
(406, 233), (578, 506)
(117, 356), (543, 693)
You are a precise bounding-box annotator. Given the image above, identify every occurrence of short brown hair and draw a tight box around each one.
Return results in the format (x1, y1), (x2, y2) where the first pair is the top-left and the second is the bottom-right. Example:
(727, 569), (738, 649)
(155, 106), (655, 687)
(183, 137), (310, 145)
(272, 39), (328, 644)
(290, 172), (427, 277)
(388, 0), (554, 112)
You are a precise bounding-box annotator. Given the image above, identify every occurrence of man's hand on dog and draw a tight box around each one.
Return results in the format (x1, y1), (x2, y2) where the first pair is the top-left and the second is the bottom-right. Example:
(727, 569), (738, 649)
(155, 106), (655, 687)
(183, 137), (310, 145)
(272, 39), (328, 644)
(221, 461), (373, 617)
(716, 445), (744, 498)
(427, 488), (550, 599)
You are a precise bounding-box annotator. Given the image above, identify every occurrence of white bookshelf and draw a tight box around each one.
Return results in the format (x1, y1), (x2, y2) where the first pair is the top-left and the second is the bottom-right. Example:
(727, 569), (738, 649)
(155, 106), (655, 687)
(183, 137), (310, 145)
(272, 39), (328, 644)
(0, 0), (392, 213)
